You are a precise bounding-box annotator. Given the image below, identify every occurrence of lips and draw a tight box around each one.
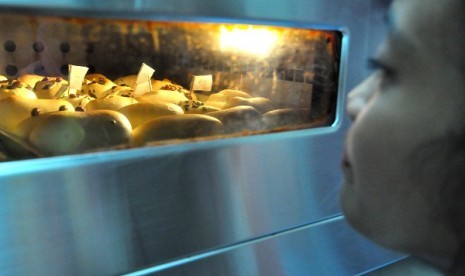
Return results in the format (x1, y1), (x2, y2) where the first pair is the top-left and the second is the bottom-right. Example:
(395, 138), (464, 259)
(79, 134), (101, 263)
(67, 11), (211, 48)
(341, 151), (350, 169)
(341, 151), (354, 185)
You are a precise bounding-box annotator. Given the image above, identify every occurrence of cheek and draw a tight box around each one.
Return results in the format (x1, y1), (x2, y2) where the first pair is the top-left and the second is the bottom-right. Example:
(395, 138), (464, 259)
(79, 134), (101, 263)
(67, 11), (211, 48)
(344, 97), (418, 215)
(341, 105), (424, 244)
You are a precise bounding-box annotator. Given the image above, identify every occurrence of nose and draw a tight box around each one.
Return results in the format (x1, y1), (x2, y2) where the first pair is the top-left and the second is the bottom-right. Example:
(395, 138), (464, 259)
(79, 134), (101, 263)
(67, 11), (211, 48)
(346, 73), (377, 121)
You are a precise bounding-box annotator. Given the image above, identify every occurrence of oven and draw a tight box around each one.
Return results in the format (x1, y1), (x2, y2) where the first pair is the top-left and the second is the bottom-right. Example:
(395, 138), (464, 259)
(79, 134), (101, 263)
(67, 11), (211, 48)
(0, 0), (404, 275)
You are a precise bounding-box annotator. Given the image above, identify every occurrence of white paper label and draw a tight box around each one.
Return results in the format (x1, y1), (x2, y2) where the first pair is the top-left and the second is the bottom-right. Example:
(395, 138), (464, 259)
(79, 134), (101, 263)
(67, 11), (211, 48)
(133, 63), (155, 95)
(68, 65), (89, 90)
(190, 75), (213, 91)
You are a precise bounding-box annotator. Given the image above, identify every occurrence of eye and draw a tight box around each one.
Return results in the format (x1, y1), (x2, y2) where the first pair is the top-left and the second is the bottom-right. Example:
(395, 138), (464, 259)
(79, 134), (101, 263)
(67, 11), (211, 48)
(367, 58), (396, 81)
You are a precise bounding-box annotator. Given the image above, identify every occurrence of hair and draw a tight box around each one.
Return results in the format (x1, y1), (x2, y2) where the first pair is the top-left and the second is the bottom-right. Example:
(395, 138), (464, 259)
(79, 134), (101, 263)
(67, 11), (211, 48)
(445, 2), (465, 274)
(403, 1), (465, 273)
(450, 0), (465, 76)
(409, 129), (465, 228)
(448, 241), (465, 275)
(407, 128), (465, 274)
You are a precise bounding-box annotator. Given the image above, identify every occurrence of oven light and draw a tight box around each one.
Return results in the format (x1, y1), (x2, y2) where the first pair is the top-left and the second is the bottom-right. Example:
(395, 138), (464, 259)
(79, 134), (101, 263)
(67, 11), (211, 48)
(219, 26), (278, 57)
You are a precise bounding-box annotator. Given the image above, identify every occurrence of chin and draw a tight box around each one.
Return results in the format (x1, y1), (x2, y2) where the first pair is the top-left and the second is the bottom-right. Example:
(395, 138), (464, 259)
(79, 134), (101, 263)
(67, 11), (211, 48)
(340, 188), (415, 255)
(340, 183), (392, 249)
(339, 181), (363, 231)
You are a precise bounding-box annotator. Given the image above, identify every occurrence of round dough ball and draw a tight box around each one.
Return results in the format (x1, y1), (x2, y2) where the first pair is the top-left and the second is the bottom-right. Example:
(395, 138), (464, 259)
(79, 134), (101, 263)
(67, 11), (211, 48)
(131, 114), (223, 146)
(114, 76), (195, 100)
(16, 110), (132, 156)
(152, 79), (183, 91)
(205, 89), (252, 109)
(0, 80), (37, 100)
(262, 108), (312, 129)
(85, 94), (138, 111)
(208, 105), (263, 134)
(113, 75), (138, 87)
(17, 74), (44, 88)
(223, 96), (275, 113)
(30, 114), (86, 155)
(118, 102), (184, 129)
(0, 95), (74, 131)
(80, 76), (116, 98)
(179, 100), (220, 114)
(115, 76), (172, 90)
(106, 85), (135, 97)
(155, 80), (196, 100)
(65, 94), (94, 108)
(85, 73), (114, 84)
(34, 77), (68, 99)
(136, 90), (189, 105)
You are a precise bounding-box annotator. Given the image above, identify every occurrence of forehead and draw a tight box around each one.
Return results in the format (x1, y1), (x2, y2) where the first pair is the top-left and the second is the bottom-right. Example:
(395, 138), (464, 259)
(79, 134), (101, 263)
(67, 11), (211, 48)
(391, 0), (459, 28)
(387, 0), (465, 125)
(390, 0), (465, 59)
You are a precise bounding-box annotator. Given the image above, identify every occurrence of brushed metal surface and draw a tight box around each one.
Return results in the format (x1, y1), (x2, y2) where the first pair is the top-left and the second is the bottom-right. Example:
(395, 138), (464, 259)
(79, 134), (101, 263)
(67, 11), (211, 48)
(0, 129), (346, 275)
(0, 0), (396, 275)
(122, 217), (403, 276)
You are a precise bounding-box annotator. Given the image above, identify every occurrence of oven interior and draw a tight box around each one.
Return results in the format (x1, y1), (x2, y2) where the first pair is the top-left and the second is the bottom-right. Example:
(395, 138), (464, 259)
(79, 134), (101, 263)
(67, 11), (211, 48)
(0, 13), (342, 161)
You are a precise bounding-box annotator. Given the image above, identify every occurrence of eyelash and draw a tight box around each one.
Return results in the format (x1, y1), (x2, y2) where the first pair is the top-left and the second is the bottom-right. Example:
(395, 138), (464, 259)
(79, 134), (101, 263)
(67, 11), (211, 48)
(367, 58), (396, 79)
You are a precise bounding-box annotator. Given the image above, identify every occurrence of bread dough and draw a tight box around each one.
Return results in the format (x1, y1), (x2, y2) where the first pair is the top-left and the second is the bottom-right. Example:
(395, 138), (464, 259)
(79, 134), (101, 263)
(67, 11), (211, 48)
(208, 105), (263, 134)
(131, 114), (223, 146)
(262, 108), (312, 129)
(136, 89), (189, 105)
(223, 96), (275, 113)
(0, 95), (74, 131)
(85, 94), (138, 111)
(15, 110), (132, 156)
(65, 94), (94, 108)
(34, 77), (68, 99)
(118, 102), (184, 129)
(179, 100), (220, 114)
(17, 74), (44, 88)
(0, 80), (37, 100)
(205, 89), (252, 109)
(106, 85), (135, 97)
(80, 77), (117, 98)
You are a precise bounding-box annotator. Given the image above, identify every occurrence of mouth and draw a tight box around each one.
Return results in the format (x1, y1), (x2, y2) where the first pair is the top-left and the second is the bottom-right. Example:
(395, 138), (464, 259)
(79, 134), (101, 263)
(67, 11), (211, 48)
(341, 151), (351, 169)
(341, 151), (354, 184)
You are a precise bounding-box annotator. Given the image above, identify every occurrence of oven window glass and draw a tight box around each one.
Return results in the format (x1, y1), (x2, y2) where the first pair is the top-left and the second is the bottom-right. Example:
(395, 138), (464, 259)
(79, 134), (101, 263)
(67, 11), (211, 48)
(0, 14), (343, 160)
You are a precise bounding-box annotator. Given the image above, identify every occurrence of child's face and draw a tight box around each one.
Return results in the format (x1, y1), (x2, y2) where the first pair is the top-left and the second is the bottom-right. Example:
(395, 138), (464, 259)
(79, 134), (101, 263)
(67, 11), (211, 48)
(340, 0), (465, 260)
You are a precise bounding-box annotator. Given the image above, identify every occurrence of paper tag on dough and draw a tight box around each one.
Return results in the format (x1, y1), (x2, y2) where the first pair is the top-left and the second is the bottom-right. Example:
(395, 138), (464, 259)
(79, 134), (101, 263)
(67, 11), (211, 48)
(54, 84), (70, 99)
(133, 63), (155, 96)
(190, 75), (213, 91)
(68, 65), (89, 90)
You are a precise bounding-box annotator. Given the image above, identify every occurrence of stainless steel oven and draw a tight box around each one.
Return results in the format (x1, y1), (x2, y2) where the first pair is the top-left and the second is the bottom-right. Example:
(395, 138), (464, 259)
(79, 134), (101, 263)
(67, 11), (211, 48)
(0, 0), (403, 275)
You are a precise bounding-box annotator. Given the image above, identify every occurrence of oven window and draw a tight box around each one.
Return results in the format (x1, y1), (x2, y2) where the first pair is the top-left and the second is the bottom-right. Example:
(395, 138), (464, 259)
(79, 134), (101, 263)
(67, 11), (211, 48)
(0, 14), (343, 160)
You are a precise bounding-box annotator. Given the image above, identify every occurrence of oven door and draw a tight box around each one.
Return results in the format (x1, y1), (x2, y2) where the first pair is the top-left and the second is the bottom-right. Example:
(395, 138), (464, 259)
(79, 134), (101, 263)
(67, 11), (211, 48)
(0, 0), (404, 275)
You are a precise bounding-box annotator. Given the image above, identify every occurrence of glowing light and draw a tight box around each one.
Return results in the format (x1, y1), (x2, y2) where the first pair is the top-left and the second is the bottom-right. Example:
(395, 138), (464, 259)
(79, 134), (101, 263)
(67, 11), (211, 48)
(219, 26), (278, 57)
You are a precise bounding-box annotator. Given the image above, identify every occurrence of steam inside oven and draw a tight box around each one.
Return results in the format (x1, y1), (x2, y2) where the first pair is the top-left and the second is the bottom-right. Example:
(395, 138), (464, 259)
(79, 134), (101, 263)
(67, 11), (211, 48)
(0, 14), (342, 160)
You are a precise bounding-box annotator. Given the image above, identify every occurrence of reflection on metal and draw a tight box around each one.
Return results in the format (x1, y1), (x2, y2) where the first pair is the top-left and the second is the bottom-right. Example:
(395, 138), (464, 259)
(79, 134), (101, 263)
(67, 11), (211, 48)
(124, 217), (347, 275)
(0, 0), (397, 275)
(124, 217), (403, 276)
(0, 127), (43, 158)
